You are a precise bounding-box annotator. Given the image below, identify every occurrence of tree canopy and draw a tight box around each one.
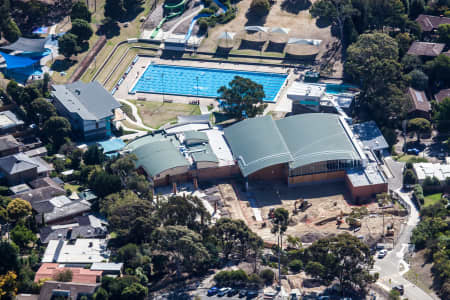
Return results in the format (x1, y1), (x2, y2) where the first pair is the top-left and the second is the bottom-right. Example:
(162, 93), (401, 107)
(58, 33), (80, 58)
(42, 116), (72, 151)
(218, 76), (267, 119)
(434, 98), (450, 134)
(407, 118), (431, 141)
(6, 199), (31, 222)
(70, 19), (93, 42)
(71, 1), (91, 22)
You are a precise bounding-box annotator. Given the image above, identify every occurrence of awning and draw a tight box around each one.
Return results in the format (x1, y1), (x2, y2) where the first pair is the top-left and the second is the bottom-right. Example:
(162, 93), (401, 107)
(0, 52), (39, 69)
(245, 26), (269, 32)
(0, 37), (49, 53)
(218, 31), (236, 40)
(270, 27), (290, 34)
(287, 38), (322, 46)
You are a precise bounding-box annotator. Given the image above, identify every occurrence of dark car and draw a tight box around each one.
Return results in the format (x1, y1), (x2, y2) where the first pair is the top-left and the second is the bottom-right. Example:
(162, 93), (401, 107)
(407, 148), (420, 155)
(246, 290), (258, 298)
(392, 285), (404, 295)
(239, 289), (247, 298)
(228, 288), (238, 297)
(207, 286), (218, 296)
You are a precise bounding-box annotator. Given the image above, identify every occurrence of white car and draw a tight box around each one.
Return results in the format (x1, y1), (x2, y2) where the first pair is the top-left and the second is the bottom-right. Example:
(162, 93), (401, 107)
(217, 287), (231, 297)
(378, 249), (388, 258)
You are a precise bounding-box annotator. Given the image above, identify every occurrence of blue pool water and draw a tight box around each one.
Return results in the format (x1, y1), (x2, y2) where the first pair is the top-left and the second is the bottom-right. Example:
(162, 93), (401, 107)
(325, 83), (358, 94)
(131, 64), (288, 102)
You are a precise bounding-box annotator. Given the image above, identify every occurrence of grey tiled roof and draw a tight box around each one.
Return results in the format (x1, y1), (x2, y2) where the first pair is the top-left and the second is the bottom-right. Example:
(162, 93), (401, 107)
(51, 81), (121, 121)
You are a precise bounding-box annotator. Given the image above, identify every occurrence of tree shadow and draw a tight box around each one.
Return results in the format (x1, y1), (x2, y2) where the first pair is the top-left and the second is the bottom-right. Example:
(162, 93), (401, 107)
(266, 41), (286, 53)
(121, 4), (145, 22)
(78, 41), (90, 53)
(316, 17), (332, 28)
(280, 0), (311, 14)
(238, 40), (265, 51)
(50, 59), (77, 72)
(214, 46), (232, 58)
(245, 10), (268, 26)
(97, 21), (121, 39)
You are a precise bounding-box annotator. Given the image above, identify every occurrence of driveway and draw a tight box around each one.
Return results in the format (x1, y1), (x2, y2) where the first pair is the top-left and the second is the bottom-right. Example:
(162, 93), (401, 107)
(374, 190), (433, 300)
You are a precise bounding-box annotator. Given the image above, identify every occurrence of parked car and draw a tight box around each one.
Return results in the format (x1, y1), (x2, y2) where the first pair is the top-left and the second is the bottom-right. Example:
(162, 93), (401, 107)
(218, 287), (231, 297)
(239, 289), (247, 298)
(392, 285), (404, 295)
(317, 296), (330, 300)
(207, 286), (218, 296)
(407, 148), (420, 155)
(247, 290), (258, 298)
(228, 288), (238, 297)
(378, 249), (388, 258)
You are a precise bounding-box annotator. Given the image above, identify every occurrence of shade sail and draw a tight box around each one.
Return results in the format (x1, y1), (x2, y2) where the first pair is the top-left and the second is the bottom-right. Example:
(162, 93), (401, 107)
(287, 38), (322, 46)
(218, 31), (236, 40)
(0, 37), (49, 53)
(245, 26), (269, 32)
(270, 27), (290, 34)
(0, 52), (39, 69)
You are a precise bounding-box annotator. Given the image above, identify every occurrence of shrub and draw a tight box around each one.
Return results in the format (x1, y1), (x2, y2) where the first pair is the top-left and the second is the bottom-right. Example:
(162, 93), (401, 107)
(214, 269), (248, 286)
(250, 0), (270, 17)
(288, 259), (303, 273)
(407, 69), (429, 90)
(54, 269), (73, 282)
(403, 169), (418, 186)
(259, 269), (274, 285)
(413, 184), (425, 205)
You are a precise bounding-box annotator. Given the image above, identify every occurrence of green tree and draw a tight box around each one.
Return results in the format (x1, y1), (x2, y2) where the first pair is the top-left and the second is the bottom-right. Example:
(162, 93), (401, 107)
(403, 169), (418, 186)
(0, 241), (19, 274)
(3, 19), (20, 42)
(83, 145), (105, 165)
(218, 76), (267, 119)
(395, 32), (412, 58)
(58, 33), (80, 58)
(153, 225), (210, 276)
(288, 259), (303, 273)
(70, 19), (93, 42)
(250, 0), (270, 17)
(6, 198), (31, 222)
(409, 0), (425, 19)
(10, 224), (36, 249)
(389, 289), (401, 300)
(93, 287), (109, 300)
(121, 282), (148, 300)
(434, 97), (450, 134)
(407, 69), (428, 91)
(69, 148), (83, 170)
(71, 1), (91, 22)
(88, 170), (121, 198)
(29, 98), (57, 126)
(438, 24), (450, 45)
(117, 243), (142, 269)
(425, 54), (450, 88)
(259, 269), (274, 285)
(407, 118), (431, 141)
(42, 116), (72, 151)
(53, 269), (73, 282)
(157, 194), (210, 229)
(104, 0), (126, 20)
(310, 0), (357, 41)
(305, 233), (377, 293)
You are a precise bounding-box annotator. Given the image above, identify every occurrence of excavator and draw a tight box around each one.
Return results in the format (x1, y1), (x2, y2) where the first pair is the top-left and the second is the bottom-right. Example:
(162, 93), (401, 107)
(293, 198), (311, 214)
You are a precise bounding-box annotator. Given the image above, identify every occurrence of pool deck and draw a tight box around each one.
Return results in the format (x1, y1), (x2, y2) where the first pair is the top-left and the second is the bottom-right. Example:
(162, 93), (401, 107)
(114, 56), (297, 115)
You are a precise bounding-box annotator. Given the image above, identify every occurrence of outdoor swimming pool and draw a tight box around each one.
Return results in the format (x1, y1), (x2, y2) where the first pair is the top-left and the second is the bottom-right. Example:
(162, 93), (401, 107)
(131, 64), (288, 102)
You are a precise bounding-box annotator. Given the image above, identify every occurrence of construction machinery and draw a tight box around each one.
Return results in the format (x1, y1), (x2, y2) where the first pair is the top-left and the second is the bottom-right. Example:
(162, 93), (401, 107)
(294, 198), (311, 213)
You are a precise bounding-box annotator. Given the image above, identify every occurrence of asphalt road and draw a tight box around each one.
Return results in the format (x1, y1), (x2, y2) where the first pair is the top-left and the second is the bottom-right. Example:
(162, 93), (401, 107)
(374, 190), (433, 300)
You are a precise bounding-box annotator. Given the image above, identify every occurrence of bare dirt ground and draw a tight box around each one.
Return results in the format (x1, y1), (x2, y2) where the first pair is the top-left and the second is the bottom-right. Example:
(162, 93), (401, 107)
(221, 181), (406, 245)
(197, 0), (343, 75)
(404, 249), (441, 300)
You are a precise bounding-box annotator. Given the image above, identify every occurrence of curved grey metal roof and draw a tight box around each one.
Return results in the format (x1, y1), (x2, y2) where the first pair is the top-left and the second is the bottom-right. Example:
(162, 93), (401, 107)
(1, 37), (49, 52)
(224, 114), (361, 177)
(224, 116), (292, 177)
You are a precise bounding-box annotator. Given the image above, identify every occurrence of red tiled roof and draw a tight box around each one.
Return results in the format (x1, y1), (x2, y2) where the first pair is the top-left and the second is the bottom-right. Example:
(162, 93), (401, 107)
(407, 42), (445, 57)
(434, 88), (450, 104)
(416, 14), (450, 32)
(34, 263), (102, 284)
(408, 87), (431, 112)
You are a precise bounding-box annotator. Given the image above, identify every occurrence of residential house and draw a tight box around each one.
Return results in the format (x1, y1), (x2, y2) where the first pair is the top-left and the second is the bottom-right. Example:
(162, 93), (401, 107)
(0, 153), (52, 185)
(34, 263), (102, 284)
(38, 281), (99, 300)
(30, 195), (92, 225)
(407, 41), (445, 58)
(39, 215), (108, 243)
(0, 135), (21, 157)
(42, 239), (110, 264)
(413, 162), (450, 184)
(51, 81), (121, 141)
(90, 263), (123, 277)
(0, 111), (24, 134)
(407, 87), (432, 119)
(434, 88), (450, 104)
(416, 14), (450, 34)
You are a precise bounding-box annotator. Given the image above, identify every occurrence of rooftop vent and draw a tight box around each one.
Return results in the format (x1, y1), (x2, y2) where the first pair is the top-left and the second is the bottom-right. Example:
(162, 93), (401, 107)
(75, 89), (81, 95)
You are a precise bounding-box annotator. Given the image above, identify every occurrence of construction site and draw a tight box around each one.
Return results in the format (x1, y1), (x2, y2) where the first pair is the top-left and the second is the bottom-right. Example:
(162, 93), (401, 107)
(217, 181), (407, 248)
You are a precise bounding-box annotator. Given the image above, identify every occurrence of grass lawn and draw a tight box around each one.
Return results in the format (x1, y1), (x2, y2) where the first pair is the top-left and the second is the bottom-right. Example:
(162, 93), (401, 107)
(64, 183), (81, 193)
(121, 119), (150, 131)
(424, 193), (443, 207)
(394, 154), (428, 163)
(130, 100), (201, 129)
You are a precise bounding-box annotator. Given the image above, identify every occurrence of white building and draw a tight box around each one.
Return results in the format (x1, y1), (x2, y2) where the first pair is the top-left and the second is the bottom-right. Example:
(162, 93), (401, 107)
(413, 162), (450, 184)
(42, 239), (110, 264)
